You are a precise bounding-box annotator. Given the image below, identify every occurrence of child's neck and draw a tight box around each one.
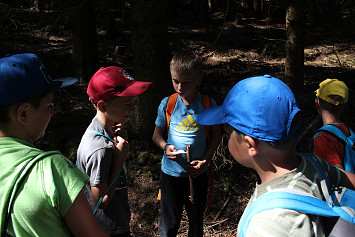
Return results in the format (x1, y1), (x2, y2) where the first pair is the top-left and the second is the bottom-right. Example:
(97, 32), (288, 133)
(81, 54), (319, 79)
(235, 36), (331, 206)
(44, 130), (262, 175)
(96, 112), (115, 135)
(321, 110), (342, 125)
(180, 92), (197, 105)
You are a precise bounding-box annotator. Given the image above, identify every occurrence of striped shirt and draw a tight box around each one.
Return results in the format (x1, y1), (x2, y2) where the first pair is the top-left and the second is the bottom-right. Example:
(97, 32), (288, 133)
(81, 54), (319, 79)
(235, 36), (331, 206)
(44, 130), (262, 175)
(237, 154), (346, 237)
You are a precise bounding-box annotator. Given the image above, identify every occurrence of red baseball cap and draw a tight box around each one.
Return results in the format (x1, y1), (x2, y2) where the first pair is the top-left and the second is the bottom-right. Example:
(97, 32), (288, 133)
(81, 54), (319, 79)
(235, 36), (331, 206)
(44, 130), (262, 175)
(87, 66), (153, 104)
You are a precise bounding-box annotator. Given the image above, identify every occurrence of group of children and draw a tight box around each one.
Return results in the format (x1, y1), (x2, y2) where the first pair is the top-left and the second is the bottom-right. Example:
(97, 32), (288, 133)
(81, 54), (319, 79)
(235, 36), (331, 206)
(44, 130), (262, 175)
(0, 51), (354, 237)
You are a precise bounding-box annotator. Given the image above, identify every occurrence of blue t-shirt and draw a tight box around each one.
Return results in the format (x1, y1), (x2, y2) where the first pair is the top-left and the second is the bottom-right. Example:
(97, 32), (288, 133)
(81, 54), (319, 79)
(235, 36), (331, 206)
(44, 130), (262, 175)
(155, 92), (217, 177)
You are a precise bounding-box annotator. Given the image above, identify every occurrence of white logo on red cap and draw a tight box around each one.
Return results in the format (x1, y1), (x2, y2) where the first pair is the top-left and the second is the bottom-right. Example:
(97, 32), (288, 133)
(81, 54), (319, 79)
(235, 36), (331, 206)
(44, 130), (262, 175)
(122, 70), (134, 81)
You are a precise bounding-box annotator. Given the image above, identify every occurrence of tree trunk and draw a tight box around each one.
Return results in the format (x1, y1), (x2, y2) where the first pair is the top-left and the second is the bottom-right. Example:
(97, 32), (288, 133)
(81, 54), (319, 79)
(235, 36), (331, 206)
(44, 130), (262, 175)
(71, 0), (99, 82)
(285, 0), (304, 90)
(195, 0), (209, 20)
(253, 0), (262, 19)
(129, 0), (171, 142)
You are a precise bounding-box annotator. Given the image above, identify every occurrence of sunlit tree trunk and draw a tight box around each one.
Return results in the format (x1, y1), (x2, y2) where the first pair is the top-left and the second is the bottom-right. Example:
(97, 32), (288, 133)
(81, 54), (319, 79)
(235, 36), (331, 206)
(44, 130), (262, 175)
(129, 0), (171, 142)
(285, 0), (304, 90)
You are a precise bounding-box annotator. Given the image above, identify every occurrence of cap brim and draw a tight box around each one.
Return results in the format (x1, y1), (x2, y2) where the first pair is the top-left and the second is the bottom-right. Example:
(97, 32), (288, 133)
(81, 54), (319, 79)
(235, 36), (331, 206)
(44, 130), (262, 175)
(118, 81), (153, 97)
(197, 105), (226, 126)
(55, 77), (78, 89)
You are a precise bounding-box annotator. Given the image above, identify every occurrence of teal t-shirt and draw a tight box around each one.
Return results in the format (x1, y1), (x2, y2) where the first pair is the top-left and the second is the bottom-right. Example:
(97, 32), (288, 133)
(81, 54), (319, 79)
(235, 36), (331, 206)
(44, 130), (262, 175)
(155, 93), (217, 177)
(0, 137), (89, 236)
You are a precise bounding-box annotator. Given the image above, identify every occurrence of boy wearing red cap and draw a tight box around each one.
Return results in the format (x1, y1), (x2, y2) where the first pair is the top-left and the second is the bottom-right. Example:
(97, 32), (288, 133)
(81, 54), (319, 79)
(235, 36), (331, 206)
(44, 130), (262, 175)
(313, 79), (351, 170)
(0, 53), (108, 237)
(77, 66), (152, 236)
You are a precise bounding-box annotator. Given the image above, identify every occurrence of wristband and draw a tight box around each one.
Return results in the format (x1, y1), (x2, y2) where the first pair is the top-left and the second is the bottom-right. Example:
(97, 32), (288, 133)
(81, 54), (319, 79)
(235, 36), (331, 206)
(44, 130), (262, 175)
(163, 143), (171, 153)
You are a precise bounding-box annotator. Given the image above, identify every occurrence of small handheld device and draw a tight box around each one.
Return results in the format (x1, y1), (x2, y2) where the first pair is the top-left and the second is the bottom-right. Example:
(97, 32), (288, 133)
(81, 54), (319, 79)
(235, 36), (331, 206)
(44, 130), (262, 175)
(170, 150), (187, 155)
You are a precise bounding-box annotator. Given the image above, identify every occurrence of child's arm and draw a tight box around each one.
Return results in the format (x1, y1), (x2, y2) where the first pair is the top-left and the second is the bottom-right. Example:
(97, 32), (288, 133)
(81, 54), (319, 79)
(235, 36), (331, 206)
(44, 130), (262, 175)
(91, 134), (129, 209)
(152, 125), (181, 161)
(343, 171), (355, 190)
(65, 190), (109, 236)
(186, 124), (222, 178)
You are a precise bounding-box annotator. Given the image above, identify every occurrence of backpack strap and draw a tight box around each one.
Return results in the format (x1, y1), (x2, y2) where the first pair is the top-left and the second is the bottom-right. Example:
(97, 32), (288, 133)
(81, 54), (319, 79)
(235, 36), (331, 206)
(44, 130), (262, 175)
(239, 190), (354, 237)
(2, 155), (44, 237)
(298, 152), (337, 205)
(317, 125), (349, 143)
(316, 125), (355, 173)
(88, 131), (123, 215)
(165, 93), (211, 139)
(166, 93), (179, 135)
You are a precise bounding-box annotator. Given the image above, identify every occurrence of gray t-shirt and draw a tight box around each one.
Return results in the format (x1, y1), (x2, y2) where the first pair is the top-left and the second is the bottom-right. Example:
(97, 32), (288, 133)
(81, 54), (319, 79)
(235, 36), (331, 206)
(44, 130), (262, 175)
(77, 117), (130, 235)
(237, 154), (347, 237)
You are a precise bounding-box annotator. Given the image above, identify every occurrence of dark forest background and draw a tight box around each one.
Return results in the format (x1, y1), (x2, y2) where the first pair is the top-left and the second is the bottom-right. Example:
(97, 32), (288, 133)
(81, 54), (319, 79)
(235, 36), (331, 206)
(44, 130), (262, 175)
(1, 0), (354, 236)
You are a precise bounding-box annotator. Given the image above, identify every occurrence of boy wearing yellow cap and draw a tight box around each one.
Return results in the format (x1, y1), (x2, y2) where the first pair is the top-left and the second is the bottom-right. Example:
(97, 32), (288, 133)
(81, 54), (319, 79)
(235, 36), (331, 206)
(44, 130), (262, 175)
(314, 79), (351, 170)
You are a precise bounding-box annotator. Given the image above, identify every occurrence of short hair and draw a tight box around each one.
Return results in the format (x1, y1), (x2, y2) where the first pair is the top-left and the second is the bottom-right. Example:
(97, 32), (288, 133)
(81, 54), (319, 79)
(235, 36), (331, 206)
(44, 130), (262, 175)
(0, 93), (49, 124)
(233, 112), (304, 152)
(318, 96), (346, 114)
(170, 50), (202, 75)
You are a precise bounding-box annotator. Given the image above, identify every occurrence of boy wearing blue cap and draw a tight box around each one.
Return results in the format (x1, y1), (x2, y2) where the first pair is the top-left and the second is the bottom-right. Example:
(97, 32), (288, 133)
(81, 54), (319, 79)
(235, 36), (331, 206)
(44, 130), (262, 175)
(197, 75), (355, 236)
(0, 53), (108, 236)
(152, 50), (221, 237)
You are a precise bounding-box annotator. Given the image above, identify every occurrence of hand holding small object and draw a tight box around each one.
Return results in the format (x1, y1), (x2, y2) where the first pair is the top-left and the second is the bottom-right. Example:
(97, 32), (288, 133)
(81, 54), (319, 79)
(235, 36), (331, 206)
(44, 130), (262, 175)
(165, 144), (181, 161)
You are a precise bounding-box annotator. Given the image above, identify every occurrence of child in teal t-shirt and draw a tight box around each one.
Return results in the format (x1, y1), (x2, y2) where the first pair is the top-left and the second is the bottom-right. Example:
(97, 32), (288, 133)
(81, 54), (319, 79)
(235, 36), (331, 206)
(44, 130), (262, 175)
(152, 50), (221, 236)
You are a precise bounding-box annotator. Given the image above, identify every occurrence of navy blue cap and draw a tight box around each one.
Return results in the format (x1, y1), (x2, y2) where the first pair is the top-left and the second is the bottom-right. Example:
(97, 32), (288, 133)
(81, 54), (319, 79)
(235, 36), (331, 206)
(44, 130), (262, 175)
(0, 53), (78, 106)
(197, 75), (301, 142)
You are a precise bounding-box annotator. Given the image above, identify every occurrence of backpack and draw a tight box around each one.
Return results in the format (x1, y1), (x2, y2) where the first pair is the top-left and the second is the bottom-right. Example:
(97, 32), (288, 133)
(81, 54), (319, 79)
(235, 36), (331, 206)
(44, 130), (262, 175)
(158, 93), (214, 206)
(316, 124), (355, 173)
(238, 153), (355, 237)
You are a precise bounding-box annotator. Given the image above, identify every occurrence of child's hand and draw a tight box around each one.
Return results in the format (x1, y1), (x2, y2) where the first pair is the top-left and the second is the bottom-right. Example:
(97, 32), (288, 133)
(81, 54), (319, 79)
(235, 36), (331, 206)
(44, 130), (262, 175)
(165, 145), (181, 161)
(112, 123), (128, 140)
(186, 160), (207, 178)
(113, 136), (129, 156)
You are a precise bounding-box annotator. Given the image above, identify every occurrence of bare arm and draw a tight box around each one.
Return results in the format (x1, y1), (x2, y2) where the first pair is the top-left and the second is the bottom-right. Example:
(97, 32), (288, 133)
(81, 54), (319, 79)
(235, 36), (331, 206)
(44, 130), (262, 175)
(65, 190), (109, 237)
(152, 125), (167, 150)
(91, 133), (129, 209)
(334, 163), (344, 170)
(343, 171), (355, 190)
(152, 125), (180, 161)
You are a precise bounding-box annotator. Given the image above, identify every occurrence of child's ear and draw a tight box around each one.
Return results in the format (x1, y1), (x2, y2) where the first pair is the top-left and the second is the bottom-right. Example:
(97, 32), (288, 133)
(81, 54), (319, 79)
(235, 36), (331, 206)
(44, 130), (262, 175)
(16, 103), (31, 125)
(97, 100), (107, 112)
(245, 135), (258, 157)
(314, 98), (321, 112)
(198, 74), (203, 85)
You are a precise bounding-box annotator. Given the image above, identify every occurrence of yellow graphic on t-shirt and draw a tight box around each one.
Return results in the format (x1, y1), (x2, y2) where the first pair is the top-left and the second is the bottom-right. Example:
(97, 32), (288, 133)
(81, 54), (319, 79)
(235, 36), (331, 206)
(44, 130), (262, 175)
(176, 115), (199, 131)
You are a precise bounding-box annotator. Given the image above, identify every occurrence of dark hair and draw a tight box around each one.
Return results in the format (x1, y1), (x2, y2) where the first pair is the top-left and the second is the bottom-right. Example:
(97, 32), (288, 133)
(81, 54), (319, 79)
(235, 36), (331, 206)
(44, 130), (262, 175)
(0, 93), (49, 123)
(318, 96), (346, 114)
(170, 50), (202, 75)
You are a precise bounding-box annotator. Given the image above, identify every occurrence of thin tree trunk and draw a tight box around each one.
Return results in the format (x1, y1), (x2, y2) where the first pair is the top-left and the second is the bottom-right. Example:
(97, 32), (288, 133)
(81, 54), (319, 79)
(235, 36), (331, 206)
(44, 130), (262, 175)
(285, 0), (304, 90)
(71, 0), (99, 82)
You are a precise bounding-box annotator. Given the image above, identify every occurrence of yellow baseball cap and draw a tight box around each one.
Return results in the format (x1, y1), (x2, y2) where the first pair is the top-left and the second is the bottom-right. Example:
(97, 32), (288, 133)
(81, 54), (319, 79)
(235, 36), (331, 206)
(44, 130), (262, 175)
(315, 79), (348, 105)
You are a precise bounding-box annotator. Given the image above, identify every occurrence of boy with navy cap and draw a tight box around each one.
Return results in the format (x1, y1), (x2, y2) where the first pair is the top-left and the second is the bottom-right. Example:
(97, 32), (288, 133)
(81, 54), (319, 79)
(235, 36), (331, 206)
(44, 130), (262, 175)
(0, 53), (108, 236)
(197, 75), (355, 236)
(77, 66), (152, 236)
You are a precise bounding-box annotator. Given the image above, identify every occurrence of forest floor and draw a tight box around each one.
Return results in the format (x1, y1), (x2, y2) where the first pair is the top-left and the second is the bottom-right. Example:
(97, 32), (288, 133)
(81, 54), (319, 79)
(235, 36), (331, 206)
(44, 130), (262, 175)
(1, 5), (355, 236)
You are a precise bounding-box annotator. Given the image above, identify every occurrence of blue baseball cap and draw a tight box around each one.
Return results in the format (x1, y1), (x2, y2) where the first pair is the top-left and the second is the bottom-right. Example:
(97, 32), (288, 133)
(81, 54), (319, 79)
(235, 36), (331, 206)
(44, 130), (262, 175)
(197, 75), (301, 142)
(0, 53), (78, 106)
